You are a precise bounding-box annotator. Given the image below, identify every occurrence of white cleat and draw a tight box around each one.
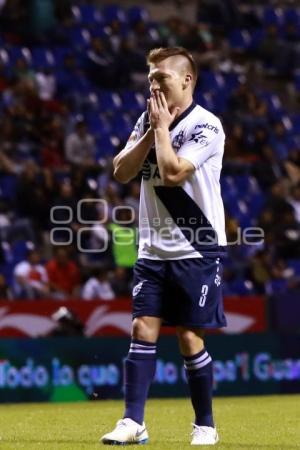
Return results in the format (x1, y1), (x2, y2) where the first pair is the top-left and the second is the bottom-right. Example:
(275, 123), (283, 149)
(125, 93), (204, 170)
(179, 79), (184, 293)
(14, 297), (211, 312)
(101, 418), (149, 445)
(191, 424), (219, 445)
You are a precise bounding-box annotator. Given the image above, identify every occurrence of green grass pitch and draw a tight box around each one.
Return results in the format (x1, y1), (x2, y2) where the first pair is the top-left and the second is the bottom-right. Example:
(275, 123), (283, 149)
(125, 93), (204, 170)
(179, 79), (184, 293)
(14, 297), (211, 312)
(0, 396), (299, 449)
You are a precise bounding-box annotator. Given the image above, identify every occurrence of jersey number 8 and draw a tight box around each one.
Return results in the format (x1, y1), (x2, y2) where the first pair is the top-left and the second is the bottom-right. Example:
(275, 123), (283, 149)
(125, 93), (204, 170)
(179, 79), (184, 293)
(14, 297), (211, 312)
(199, 284), (209, 307)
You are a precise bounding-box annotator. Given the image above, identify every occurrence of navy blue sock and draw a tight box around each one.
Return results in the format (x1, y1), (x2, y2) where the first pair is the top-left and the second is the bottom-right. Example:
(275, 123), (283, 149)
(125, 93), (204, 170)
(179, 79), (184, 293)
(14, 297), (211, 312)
(123, 339), (157, 425)
(184, 348), (214, 427)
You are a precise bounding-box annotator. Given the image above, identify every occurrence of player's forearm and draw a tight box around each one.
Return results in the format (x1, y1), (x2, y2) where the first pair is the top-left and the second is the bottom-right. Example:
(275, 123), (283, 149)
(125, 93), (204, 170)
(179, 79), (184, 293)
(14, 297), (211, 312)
(154, 127), (180, 184)
(113, 129), (154, 183)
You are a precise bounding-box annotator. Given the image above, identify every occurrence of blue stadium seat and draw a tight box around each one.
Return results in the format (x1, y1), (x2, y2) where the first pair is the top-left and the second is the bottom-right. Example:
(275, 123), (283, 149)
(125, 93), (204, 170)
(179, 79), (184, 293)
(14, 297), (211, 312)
(31, 48), (55, 69)
(292, 114), (300, 133)
(284, 8), (300, 26)
(11, 240), (34, 263)
(51, 47), (71, 68)
(6, 46), (31, 67)
(110, 113), (133, 141)
(0, 262), (15, 287)
(121, 91), (146, 114)
(102, 5), (126, 24)
(259, 91), (283, 116)
(229, 29), (251, 50)
(262, 7), (284, 26)
(85, 113), (111, 136)
(247, 193), (266, 217)
(95, 134), (118, 158)
(72, 4), (103, 27)
(268, 279), (288, 294)
(229, 279), (255, 295)
(127, 6), (149, 25)
(200, 71), (225, 93)
(295, 74), (300, 92)
(194, 91), (215, 112)
(248, 29), (264, 50)
(68, 27), (91, 51)
(287, 259), (300, 275)
(0, 174), (17, 201)
(98, 90), (122, 113)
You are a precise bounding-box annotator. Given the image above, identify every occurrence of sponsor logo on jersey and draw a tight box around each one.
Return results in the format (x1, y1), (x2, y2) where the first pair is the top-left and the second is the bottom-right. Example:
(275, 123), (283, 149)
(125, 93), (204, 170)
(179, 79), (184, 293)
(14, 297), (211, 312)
(142, 160), (151, 180)
(172, 130), (185, 151)
(195, 123), (219, 134)
(188, 130), (209, 145)
(142, 161), (161, 180)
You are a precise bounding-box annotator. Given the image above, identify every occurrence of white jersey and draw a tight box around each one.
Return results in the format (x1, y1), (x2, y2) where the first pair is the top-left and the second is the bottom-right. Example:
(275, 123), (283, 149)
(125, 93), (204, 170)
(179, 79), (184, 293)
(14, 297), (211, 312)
(125, 101), (227, 260)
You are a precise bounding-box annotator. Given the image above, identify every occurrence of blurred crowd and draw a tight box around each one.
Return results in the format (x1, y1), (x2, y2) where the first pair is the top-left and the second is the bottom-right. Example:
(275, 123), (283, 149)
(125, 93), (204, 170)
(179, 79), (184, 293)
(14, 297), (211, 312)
(0, 0), (300, 300)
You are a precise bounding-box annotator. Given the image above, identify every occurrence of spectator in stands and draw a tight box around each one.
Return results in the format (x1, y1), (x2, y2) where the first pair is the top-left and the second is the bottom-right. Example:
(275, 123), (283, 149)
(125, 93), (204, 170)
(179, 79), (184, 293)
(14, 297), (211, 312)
(50, 179), (78, 243)
(82, 268), (115, 301)
(13, 58), (36, 84)
(109, 266), (131, 296)
(263, 180), (292, 223)
(35, 68), (56, 101)
(249, 250), (297, 294)
(288, 183), (300, 223)
(124, 181), (140, 224)
(16, 161), (57, 232)
(285, 148), (300, 185)
(268, 120), (293, 161)
(252, 145), (284, 189)
(65, 119), (96, 168)
(0, 198), (35, 242)
(258, 25), (293, 77)
(224, 123), (246, 160)
(81, 204), (114, 269)
(274, 205), (300, 259)
(46, 246), (80, 299)
(48, 306), (84, 336)
(0, 273), (13, 299)
(85, 36), (117, 88)
(13, 249), (49, 299)
(129, 19), (160, 54)
(108, 207), (137, 270)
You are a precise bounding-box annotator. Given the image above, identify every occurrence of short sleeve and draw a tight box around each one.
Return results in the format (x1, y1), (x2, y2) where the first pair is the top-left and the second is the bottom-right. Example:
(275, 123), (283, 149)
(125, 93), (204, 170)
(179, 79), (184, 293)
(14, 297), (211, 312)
(177, 120), (225, 170)
(124, 112), (147, 151)
(14, 262), (28, 277)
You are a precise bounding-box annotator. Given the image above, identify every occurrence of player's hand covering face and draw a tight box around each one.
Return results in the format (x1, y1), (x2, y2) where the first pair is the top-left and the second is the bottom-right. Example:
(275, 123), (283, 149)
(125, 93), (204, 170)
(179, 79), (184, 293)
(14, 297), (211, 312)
(147, 91), (180, 130)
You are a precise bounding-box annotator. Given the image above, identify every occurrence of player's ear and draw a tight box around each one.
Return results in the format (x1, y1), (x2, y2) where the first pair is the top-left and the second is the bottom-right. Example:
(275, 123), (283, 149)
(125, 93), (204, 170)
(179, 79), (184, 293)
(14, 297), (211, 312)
(183, 74), (192, 89)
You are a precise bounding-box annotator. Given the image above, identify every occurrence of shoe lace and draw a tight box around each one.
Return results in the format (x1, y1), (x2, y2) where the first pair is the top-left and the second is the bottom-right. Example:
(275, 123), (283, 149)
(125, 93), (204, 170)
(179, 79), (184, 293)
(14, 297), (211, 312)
(191, 424), (210, 437)
(116, 420), (129, 429)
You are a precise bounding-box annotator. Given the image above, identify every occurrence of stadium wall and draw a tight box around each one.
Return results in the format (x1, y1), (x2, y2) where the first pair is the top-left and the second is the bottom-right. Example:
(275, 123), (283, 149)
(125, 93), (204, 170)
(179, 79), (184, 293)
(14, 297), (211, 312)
(0, 334), (299, 403)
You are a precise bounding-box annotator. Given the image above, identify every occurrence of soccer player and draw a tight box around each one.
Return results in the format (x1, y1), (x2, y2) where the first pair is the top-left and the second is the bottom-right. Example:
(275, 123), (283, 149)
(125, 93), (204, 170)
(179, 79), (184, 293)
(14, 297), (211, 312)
(101, 47), (227, 446)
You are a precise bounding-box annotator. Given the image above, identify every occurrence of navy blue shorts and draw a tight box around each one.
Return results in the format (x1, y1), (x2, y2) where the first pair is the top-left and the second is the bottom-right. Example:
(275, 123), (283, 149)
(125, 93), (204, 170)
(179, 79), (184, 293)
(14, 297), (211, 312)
(132, 258), (227, 329)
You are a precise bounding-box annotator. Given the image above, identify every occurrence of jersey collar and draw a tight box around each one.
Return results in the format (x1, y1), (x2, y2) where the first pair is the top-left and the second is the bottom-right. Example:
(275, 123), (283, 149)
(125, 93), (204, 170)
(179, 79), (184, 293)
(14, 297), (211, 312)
(169, 100), (197, 131)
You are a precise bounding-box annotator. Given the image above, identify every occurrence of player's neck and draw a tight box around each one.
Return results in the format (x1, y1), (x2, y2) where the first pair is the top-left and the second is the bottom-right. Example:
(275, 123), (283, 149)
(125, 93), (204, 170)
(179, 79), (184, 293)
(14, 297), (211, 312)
(172, 95), (194, 116)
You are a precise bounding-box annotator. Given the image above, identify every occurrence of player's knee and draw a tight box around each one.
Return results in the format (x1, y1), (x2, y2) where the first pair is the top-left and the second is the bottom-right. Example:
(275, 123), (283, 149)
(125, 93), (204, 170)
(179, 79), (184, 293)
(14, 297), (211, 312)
(131, 317), (157, 342)
(176, 327), (205, 355)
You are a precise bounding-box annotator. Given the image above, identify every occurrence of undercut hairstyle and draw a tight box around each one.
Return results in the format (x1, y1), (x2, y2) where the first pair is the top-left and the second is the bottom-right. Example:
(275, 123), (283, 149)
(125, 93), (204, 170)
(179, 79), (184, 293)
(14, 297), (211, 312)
(147, 47), (198, 88)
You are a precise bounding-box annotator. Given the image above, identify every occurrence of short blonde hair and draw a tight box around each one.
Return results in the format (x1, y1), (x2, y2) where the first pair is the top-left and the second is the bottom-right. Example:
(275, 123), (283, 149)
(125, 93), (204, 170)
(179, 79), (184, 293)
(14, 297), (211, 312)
(147, 46), (198, 87)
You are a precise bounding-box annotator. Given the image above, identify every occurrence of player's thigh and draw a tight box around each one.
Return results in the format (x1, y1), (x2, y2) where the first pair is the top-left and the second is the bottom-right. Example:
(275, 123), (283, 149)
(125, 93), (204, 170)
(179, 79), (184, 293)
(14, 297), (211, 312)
(132, 259), (166, 337)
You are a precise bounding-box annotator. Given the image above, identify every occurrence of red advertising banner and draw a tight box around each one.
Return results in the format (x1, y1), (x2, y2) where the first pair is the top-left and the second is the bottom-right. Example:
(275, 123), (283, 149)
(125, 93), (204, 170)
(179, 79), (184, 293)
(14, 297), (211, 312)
(0, 296), (266, 337)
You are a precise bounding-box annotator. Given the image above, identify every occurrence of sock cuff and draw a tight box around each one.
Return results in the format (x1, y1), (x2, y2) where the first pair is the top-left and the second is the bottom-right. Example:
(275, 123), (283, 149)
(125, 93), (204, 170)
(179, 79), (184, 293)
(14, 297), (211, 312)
(131, 339), (157, 348)
(183, 348), (207, 361)
(128, 339), (157, 359)
(183, 349), (212, 370)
